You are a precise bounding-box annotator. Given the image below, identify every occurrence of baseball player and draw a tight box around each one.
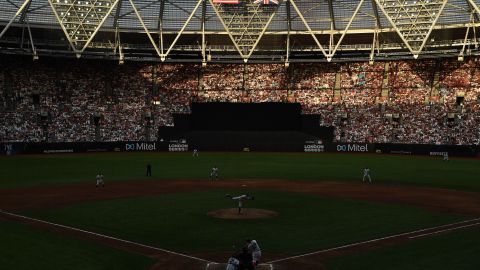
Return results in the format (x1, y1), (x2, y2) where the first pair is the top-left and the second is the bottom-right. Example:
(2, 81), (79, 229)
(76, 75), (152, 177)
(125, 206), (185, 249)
(226, 194), (254, 214)
(193, 149), (199, 157)
(245, 239), (261, 267)
(362, 167), (372, 183)
(96, 172), (104, 187)
(210, 165), (219, 180)
(239, 247), (255, 270)
(146, 163), (152, 176)
(443, 152), (449, 161)
(225, 256), (240, 270)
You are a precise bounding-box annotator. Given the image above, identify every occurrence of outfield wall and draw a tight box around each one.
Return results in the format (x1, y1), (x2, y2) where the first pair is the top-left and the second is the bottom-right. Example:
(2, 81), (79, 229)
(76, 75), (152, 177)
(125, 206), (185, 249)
(1, 141), (478, 157)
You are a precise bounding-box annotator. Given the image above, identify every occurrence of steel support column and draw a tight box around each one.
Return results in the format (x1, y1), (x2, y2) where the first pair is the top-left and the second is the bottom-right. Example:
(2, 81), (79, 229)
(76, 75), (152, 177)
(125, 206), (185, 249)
(0, 0), (32, 40)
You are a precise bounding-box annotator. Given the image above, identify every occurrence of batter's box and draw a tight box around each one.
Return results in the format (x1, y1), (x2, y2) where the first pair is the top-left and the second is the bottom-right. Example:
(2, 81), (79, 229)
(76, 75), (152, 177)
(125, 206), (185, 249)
(205, 262), (274, 270)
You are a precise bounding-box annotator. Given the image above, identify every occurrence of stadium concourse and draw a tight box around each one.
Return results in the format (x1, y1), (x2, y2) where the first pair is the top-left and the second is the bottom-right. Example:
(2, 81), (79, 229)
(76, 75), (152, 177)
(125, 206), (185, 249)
(0, 56), (479, 145)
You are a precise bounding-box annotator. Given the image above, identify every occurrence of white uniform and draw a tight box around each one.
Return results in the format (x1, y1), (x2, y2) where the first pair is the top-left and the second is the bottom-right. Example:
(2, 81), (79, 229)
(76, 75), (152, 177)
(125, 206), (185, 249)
(225, 257), (240, 270)
(210, 167), (219, 180)
(232, 195), (249, 200)
(247, 240), (262, 265)
(96, 174), (104, 187)
(443, 153), (449, 161)
(193, 149), (199, 157)
(228, 194), (254, 213)
(362, 168), (372, 183)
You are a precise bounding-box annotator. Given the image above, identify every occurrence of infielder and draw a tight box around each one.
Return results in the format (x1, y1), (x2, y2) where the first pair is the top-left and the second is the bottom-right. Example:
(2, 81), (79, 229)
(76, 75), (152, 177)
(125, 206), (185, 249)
(210, 165), (219, 180)
(226, 194), (254, 214)
(362, 167), (372, 183)
(96, 172), (104, 187)
(245, 239), (261, 267)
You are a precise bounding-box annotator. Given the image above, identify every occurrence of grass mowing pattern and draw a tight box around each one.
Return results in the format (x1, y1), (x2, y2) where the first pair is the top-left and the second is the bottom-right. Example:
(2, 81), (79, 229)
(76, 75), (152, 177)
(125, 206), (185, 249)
(28, 190), (462, 255)
(325, 227), (480, 270)
(1, 152), (479, 191)
(0, 219), (155, 270)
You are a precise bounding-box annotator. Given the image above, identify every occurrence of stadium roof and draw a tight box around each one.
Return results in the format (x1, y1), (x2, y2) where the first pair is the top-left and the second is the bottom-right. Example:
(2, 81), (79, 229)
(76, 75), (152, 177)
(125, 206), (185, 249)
(1, 0), (480, 63)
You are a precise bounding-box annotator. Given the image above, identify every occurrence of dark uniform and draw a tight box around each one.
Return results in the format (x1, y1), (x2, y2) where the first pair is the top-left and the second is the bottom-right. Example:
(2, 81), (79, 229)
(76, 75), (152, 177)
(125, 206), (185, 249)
(237, 248), (254, 270)
(146, 164), (152, 176)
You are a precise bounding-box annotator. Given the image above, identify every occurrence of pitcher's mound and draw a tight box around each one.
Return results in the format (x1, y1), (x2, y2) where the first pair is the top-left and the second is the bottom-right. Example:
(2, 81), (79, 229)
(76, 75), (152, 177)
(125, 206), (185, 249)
(207, 208), (278, 219)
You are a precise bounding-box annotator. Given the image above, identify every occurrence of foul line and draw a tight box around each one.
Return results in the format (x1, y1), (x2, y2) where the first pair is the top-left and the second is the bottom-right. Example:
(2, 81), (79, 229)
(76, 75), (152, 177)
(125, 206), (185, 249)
(408, 222), (480, 239)
(267, 217), (480, 264)
(0, 210), (212, 263)
(3, 209), (479, 266)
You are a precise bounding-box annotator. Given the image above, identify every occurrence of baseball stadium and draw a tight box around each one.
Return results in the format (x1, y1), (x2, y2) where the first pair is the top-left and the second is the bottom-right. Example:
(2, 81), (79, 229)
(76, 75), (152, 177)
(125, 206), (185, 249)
(1, 0), (480, 269)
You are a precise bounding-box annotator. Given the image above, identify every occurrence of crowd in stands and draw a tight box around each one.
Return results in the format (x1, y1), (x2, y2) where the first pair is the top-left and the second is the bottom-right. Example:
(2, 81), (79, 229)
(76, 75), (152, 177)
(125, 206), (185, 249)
(0, 56), (479, 145)
(203, 64), (244, 90)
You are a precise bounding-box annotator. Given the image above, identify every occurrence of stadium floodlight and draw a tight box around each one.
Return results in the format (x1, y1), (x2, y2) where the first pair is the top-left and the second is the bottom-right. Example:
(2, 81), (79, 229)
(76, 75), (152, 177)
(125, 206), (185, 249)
(48, 0), (119, 57)
(209, 0), (282, 62)
(375, 0), (448, 58)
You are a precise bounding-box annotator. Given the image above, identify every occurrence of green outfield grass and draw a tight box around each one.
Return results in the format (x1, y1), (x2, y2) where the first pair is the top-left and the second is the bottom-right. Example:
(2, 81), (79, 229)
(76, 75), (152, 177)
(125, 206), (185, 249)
(27, 190), (462, 255)
(0, 152), (479, 191)
(324, 227), (480, 270)
(0, 219), (155, 270)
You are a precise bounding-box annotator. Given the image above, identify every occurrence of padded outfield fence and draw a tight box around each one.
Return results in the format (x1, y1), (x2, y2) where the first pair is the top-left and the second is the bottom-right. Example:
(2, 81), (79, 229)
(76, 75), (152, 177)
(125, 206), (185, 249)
(1, 141), (479, 157)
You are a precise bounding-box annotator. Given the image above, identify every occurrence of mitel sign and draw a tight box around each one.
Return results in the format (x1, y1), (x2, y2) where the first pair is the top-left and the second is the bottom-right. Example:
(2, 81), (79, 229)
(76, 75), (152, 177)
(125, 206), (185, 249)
(336, 144), (370, 152)
(125, 142), (156, 151)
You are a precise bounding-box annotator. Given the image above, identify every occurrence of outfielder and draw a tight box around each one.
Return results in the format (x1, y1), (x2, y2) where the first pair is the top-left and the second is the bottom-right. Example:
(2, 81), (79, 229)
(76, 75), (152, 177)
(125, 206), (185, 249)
(246, 239), (261, 267)
(443, 152), (449, 161)
(96, 172), (104, 187)
(193, 149), (199, 157)
(210, 165), (219, 180)
(362, 167), (372, 183)
(226, 194), (254, 214)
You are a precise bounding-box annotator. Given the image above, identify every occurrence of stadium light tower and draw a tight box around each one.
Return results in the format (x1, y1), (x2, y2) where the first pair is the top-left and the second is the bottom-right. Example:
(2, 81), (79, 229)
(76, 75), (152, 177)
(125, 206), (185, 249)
(375, 0), (448, 58)
(48, 0), (119, 57)
(209, 0), (282, 62)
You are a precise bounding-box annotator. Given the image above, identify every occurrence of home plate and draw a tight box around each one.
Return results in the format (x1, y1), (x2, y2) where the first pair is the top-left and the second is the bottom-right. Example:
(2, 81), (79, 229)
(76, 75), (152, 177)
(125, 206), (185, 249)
(206, 262), (273, 270)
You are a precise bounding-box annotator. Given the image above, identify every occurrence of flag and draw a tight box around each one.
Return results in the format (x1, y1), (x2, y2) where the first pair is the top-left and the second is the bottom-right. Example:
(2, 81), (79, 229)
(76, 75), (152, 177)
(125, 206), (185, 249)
(254, 0), (279, 4)
(213, 0), (239, 4)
